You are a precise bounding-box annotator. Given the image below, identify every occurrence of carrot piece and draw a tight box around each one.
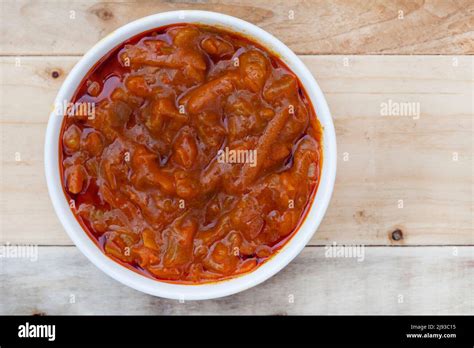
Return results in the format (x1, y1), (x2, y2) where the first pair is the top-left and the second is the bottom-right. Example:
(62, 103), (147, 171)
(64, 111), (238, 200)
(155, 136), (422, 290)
(231, 108), (290, 191)
(66, 165), (85, 194)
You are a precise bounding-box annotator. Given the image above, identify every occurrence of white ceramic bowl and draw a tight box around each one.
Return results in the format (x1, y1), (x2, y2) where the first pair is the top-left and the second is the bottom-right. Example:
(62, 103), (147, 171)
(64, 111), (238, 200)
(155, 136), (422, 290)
(44, 10), (337, 300)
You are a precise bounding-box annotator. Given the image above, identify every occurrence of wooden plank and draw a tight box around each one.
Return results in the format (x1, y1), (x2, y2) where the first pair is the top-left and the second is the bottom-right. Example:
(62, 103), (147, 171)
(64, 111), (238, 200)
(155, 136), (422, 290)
(0, 57), (77, 245)
(1, 0), (473, 55)
(306, 55), (474, 246)
(1, 55), (472, 246)
(0, 246), (472, 314)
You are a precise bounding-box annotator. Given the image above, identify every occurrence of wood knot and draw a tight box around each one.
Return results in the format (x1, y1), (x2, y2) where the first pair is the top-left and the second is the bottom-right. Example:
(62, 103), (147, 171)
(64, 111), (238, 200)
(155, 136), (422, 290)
(51, 70), (60, 79)
(353, 209), (370, 224)
(92, 7), (114, 21)
(391, 229), (403, 241)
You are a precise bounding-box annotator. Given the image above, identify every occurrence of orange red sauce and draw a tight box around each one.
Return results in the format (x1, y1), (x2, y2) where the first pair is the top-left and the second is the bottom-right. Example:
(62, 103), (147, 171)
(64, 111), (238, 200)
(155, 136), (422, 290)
(60, 24), (322, 283)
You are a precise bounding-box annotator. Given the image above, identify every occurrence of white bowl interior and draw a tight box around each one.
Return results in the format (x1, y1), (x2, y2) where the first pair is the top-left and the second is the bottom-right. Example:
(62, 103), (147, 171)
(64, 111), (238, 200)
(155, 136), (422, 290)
(44, 10), (337, 300)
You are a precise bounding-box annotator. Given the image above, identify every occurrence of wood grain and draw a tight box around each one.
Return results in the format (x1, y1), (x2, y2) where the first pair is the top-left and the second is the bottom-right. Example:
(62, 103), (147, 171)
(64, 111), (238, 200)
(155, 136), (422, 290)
(1, 55), (472, 246)
(1, 0), (473, 55)
(1, 246), (472, 314)
(0, 0), (473, 316)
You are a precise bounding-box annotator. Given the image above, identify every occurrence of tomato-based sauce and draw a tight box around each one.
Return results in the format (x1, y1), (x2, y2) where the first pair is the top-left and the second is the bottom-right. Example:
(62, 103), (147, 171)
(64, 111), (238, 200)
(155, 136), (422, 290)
(59, 24), (322, 283)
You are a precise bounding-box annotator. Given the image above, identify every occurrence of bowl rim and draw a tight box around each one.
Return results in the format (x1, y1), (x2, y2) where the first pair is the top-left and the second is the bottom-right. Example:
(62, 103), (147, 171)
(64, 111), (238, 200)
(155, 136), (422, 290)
(44, 10), (337, 300)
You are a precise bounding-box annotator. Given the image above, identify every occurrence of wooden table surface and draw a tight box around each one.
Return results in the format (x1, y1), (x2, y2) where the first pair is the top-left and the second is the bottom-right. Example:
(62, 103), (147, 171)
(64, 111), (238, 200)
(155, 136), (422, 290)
(0, 0), (473, 314)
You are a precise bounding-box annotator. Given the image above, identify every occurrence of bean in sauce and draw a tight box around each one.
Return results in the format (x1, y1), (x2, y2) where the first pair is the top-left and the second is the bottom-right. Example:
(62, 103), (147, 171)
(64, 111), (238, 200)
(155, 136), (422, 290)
(60, 24), (322, 283)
